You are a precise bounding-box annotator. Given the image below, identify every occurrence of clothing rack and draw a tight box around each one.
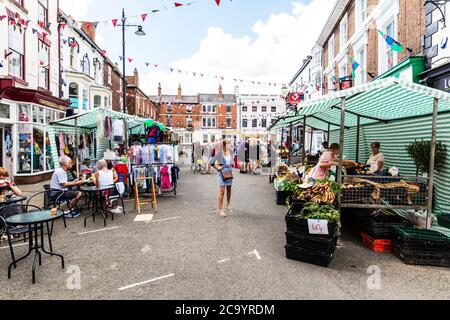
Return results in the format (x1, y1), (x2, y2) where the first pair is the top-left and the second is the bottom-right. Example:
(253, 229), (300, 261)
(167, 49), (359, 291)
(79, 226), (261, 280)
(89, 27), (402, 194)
(129, 163), (178, 196)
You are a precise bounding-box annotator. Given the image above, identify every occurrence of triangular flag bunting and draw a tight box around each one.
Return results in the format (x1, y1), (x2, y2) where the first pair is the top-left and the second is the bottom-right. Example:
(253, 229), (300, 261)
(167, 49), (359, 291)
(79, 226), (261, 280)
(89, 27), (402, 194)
(32, 28), (37, 34)
(170, 68), (174, 72)
(220, 76), (224, 80)
(63, 39), (68, 45)
(178, 69), (182, 73)
(200, 73), (204, 77)
(154, 64), (158, 68)
(0, 15), (6, 21)
(193, 72), (196, 76)
(119, 56), (123, 61)
(128, 58), (133, 63)
(42, 32), (48, 40)
(0, 60), (3, 68)
(141, 14), (148, 22)
(47, 22), (52, 28)
(38, 20), (45, 28)
(59, 22), (66, 30)
(215, 0), (221, 6)
(377, 29), (404, 53)
(85, 22), (91, 29)
(145, 62), (150, 67)
(152, 10), (160, 13)
(350, 56), (360, 79)
(174, 3), (184, 7)
(91, 22), (99, 29)
(112, 19), (118, 27)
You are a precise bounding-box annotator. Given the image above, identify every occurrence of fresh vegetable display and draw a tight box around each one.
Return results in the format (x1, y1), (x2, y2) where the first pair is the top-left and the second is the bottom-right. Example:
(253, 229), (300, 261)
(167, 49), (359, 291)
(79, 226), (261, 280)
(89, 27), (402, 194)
(290, 202), (341, 222)
(309, 180), (341, 204)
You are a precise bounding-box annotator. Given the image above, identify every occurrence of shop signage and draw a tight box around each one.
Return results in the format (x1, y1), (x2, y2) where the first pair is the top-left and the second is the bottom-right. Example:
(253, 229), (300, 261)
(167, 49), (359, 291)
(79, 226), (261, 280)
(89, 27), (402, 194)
(435, 76), (450, 93)
(308, 219), (329, 235)
(36, 98), (67, 111)
(339, 77), (352, 90)
(288, 93), (302, 106)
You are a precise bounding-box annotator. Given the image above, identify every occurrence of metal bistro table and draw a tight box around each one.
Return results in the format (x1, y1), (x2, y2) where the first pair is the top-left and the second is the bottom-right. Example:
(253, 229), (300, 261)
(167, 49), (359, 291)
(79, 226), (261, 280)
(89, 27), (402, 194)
(6, 209), (65, 284)
(81, 185), (116, 228)
(0, 195), (27, 208)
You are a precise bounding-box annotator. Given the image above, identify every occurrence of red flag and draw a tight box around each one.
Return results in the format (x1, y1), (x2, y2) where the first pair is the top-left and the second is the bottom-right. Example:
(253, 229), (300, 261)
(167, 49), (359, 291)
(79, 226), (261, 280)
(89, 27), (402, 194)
(112, 19), (118, 27)
(220, 76), (224, 80)
(0, 15), (6, 21)
(42, 32), (48, 40)
(85, 22), (91, 29)
(128, 58), (133, 63)
(174, 2), (183, 7)
(59, 22), (66, 30)
(141, 14), (148, 22)
(38, 20), (45, 28)
(215, 0), (221, 5)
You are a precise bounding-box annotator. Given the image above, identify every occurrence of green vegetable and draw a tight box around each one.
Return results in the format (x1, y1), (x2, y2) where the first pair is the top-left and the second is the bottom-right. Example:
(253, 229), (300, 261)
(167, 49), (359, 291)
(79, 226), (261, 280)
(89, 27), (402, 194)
(297, 203), (341, 222)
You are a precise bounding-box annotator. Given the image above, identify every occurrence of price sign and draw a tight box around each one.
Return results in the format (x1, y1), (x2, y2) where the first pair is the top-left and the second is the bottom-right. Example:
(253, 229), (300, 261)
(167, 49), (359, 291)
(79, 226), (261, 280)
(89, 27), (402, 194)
(308, 219), (329, 235)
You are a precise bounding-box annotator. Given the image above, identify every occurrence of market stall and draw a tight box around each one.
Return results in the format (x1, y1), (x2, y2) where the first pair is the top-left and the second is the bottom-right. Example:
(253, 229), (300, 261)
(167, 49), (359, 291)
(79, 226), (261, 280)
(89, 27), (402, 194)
(271, 77), (450, 267)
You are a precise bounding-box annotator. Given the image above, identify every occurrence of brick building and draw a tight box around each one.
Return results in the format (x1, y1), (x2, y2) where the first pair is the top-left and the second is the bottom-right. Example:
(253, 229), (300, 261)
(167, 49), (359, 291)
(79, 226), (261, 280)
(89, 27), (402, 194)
(319, 0), (426, 94)
(126, 68), (158, 118)
(103, 58), (124, 112)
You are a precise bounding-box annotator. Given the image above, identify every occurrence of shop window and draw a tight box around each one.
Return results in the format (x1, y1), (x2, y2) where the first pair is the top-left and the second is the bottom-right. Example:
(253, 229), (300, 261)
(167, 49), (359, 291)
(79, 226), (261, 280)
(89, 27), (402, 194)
(33, 126), (45, 172)
(17, 104), (31, 122)
(38, 40), (50, 90)
(69, 83), (79, 109)
(0, 103), (10, 119)
(8, 24), (25, 79)
(94, 95), (102, 108)
(45, 131), (54, 170)
(33, 106), (45, 124)
(45, 109), (55, 124)
(17, 132), (32, 174)
(82, 89), (88, 110)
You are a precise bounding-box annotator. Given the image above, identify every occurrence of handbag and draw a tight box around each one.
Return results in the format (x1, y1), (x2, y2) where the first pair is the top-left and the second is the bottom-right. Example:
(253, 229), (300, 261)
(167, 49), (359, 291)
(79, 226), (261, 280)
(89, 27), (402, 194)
(221, 170), (234, 181)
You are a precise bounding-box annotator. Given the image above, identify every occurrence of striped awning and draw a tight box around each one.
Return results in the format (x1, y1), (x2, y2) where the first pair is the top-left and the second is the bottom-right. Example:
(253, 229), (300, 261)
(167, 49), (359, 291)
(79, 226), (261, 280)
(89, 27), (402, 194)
(271, 77), (450, 130)
(50, 107), (159, 132)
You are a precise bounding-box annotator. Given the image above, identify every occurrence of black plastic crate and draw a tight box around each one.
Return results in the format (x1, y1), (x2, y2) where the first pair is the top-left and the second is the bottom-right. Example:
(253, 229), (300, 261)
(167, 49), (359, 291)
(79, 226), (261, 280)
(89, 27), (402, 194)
(392, 226), (450, 252)
(285, 245), (334, 267)
(393, 245), (450, 268)
(276, 190), (293, 205)
(285, 214), (338, 239)
(437, 215), (450, 229)
(286, 232), (338, 253)
(289, 199), (307, 214)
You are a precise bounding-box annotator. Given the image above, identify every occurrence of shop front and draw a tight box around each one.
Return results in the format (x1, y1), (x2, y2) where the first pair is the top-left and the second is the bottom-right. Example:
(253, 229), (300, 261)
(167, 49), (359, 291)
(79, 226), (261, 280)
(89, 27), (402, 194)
(420, 61), (450, 94)
(0, 83), (69, 184)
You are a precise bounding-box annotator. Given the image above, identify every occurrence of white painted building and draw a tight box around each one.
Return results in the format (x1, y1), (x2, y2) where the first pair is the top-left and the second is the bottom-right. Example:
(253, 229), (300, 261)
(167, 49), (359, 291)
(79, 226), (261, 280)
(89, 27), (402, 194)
(237, 93), (286, 142)
(59, 11), (112, 114)
(0, 0), (69, 183)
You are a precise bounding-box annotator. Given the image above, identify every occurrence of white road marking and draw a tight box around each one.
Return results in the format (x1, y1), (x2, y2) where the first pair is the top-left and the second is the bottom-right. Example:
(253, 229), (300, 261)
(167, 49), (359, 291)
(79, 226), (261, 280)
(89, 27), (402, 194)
(249, 249), (262, 260)
(118, 273), (175, 291)
(78, 226), (121, 235)
(0, 242), (28, 250)
(151, 216), (181, 223)
(218, 258), (231, 263)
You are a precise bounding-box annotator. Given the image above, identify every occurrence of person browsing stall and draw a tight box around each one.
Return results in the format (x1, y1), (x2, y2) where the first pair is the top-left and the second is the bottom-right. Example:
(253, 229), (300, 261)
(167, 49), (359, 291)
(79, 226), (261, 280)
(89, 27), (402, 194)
(367, 142), (385, 174)
(0, 167), (22, 196)
(307, 143), (340, 184)
(95, 160), (118, 188)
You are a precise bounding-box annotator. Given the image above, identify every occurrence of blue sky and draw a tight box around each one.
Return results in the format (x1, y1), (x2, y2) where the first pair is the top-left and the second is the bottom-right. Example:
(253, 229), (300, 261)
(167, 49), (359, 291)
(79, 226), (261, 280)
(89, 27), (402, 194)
(61, 0), (334, 95)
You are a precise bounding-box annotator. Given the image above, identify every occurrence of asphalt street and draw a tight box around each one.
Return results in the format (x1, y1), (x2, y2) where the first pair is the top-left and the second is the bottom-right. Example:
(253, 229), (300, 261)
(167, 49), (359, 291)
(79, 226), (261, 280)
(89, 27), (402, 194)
(0, 166), (449, 300)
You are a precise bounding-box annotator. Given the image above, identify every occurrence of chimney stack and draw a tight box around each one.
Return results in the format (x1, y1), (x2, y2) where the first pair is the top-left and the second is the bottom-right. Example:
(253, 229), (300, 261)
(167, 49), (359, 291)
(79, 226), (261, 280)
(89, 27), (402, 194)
(133, 68), (139, 87)
(81, 22), (96, 42)
(218, 84), (224, 98)
(177, 84), (182, 99)
(158, 83), (162, 97)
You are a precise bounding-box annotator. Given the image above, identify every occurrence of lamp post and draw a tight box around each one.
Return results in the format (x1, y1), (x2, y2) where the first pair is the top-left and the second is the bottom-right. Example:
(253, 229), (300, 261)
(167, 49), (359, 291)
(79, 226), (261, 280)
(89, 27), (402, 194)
(117, 8), (146, 114)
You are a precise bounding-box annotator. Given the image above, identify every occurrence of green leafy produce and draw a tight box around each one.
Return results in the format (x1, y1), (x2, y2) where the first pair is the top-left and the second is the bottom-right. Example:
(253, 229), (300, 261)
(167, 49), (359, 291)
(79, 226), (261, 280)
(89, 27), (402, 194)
(295, 202), (341, 222)
(283, 181), (299, 192)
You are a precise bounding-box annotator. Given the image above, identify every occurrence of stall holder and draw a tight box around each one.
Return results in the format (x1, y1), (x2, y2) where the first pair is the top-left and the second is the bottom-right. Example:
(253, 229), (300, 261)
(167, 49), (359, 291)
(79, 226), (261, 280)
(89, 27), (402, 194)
(271, 77), (450, 231)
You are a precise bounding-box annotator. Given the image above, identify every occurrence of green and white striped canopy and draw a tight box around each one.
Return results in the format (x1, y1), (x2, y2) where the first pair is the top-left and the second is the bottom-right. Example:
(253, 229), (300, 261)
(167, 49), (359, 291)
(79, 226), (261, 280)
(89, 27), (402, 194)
(50, 107), (158, 133)
(271, 77), (450, 130)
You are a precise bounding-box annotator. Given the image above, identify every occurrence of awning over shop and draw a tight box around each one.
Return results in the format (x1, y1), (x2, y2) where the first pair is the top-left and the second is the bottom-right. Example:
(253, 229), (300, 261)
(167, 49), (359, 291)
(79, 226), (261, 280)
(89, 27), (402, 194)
(271, 77), (450, 130)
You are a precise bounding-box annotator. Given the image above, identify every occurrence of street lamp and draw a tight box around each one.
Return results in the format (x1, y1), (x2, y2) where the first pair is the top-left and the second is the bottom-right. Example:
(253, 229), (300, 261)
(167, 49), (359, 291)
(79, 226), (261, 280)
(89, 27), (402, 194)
(117, 8), (146, 114)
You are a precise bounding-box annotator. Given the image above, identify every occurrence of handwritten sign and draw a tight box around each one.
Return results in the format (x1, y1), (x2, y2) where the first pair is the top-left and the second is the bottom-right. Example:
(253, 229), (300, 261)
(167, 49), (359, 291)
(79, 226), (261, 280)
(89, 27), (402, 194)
(308, 219), (329, 235)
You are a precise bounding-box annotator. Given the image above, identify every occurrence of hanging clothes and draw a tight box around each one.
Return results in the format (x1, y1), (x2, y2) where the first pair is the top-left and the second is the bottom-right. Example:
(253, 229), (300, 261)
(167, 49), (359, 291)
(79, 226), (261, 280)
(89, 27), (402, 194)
(160, 166), (172, 190)
(112, 119), (125, 143)
(97, 114), (104, 138)
(104, 116), (112, 139)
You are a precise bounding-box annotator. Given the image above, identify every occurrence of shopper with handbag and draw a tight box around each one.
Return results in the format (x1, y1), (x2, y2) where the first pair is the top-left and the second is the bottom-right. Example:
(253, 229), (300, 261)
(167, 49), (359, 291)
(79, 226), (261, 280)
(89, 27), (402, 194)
(210, 139), (234, 218)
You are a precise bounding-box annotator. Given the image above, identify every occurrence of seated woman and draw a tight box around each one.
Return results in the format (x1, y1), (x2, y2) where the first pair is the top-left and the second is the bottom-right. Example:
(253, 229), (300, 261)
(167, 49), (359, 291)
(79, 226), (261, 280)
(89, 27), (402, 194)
(0, 167), (22, 197)
(95, 160), (118, 188)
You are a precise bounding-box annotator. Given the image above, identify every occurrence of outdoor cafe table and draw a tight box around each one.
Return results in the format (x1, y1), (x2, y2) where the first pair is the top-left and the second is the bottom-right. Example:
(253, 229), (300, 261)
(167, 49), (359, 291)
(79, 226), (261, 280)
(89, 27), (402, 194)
(0, 195), (27, 208)
(80, 185), (116, 228)
(6, 209), (65, 284)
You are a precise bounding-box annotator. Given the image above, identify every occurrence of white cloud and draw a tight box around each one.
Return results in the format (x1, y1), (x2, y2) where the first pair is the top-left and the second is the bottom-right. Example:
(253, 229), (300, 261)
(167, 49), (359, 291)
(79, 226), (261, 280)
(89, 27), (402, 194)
(142, 0), (335, 96)
(60, 0), (90, 19)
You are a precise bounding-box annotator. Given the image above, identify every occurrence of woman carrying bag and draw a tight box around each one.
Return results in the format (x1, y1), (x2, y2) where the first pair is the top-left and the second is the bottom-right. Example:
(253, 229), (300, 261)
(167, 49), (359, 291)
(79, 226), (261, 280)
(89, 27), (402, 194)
(210, 139), (234, 218)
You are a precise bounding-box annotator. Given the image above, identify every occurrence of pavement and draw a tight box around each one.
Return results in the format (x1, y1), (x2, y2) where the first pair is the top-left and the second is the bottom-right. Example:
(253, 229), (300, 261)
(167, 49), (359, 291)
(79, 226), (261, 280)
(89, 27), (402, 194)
(0, 166), (449, 300)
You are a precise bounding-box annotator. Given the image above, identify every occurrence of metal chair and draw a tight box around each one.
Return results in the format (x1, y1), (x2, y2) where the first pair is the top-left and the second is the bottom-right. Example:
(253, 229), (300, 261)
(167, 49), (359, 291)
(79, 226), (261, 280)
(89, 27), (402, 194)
(107, 182), (126, 215)
(0, 204), (45, 268)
